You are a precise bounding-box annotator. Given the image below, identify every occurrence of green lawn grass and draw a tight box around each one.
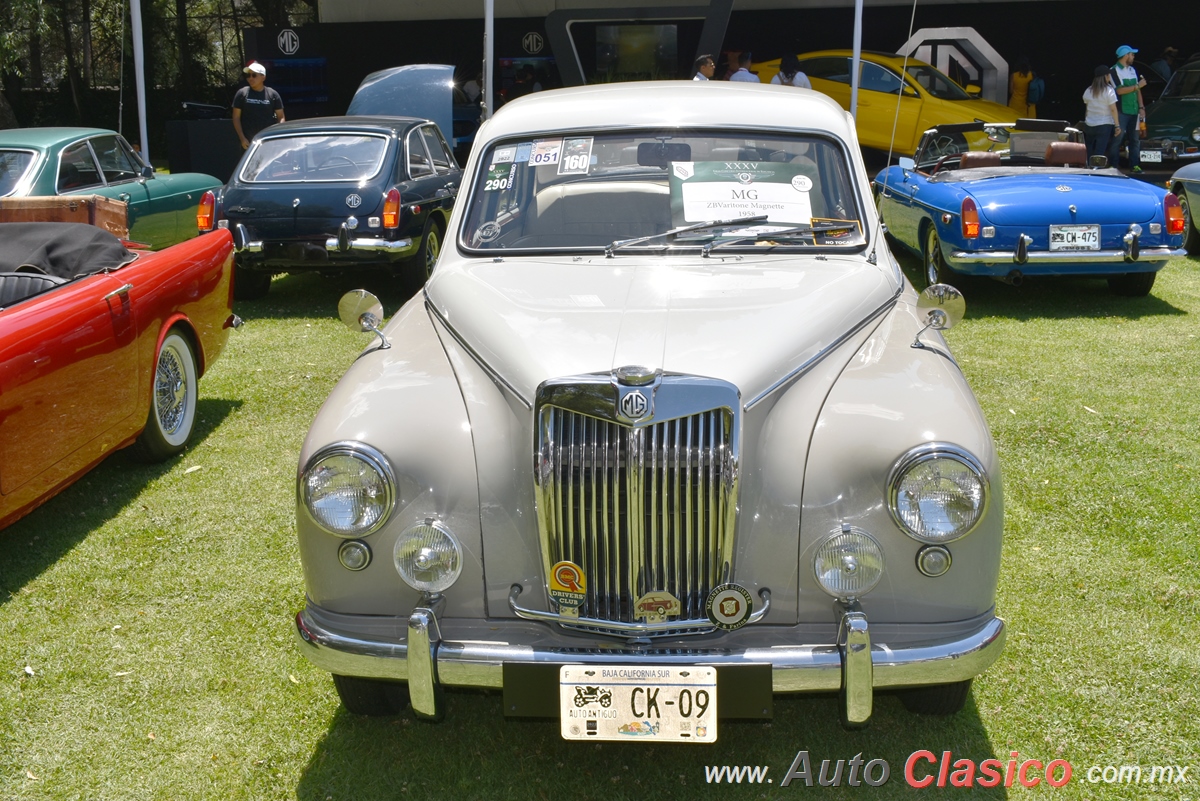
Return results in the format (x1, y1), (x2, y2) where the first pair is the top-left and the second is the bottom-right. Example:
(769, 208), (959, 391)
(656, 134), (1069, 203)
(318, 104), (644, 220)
(2, 256), (1198, 800)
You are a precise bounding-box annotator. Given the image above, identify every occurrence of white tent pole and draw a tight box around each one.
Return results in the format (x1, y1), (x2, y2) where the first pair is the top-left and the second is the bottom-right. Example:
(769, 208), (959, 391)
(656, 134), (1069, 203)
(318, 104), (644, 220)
(130, 0), (150, 164)
(850, 0), (863, 119)
(483, 0), (494, 120)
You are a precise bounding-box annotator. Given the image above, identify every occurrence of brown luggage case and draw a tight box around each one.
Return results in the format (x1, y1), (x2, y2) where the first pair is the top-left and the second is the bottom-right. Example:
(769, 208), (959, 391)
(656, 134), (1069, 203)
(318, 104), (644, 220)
(0, 195), (129, 239)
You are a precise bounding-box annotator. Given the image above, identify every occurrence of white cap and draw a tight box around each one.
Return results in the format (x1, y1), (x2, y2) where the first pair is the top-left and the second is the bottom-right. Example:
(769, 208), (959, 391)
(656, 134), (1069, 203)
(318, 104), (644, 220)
(243, 62), (266, 76)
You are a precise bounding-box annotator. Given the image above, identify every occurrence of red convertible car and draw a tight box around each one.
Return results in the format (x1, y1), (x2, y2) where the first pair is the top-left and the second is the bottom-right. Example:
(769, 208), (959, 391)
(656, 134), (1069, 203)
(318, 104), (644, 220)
(0, 223), (239, 529)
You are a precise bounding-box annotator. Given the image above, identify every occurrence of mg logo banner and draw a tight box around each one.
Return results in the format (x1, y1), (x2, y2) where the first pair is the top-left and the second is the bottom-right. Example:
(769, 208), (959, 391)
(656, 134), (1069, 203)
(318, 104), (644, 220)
(277, 29), (300, 55)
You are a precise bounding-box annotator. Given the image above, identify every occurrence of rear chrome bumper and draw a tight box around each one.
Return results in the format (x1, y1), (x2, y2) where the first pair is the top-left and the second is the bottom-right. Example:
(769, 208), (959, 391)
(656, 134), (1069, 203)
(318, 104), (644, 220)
(294, 599), (1006, 726)
(951, 246), (1185, 265)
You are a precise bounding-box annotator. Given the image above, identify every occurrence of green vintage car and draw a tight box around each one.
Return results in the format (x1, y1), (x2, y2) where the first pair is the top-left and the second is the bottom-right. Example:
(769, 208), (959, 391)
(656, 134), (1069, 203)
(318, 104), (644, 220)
(1142, 59), (1200, 166)
(0, 127), (221, 249)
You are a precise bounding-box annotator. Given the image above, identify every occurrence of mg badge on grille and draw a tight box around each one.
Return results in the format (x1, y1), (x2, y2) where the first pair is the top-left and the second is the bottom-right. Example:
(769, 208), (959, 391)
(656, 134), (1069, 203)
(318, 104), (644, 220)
(619, 389), (650, 421)
(346, 193), (363, 208)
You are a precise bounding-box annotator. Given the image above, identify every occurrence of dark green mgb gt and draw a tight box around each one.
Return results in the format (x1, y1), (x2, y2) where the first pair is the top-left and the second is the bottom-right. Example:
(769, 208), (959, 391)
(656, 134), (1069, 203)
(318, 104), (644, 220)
(0, 127), (221, 249)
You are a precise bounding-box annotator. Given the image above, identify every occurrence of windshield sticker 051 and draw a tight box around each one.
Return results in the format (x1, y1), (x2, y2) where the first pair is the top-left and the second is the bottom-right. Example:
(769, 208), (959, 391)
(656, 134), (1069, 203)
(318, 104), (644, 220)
(670, 161), (815, 226)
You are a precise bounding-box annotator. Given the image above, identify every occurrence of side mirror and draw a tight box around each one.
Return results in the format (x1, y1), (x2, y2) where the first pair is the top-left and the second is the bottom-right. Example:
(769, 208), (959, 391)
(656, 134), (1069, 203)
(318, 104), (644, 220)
(917, 283), (966, 331)
(1089, 155), (1109, 168)
(141, 165), (155, 179)
(338, 289), (390, 349)
(898, 157), (916, 172)
(965, 84), (982, 98)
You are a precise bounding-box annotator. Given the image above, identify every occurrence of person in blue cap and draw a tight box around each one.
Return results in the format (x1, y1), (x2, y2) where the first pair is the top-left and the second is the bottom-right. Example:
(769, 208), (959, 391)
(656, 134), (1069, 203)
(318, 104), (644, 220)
(1109, 45), (1147, 172)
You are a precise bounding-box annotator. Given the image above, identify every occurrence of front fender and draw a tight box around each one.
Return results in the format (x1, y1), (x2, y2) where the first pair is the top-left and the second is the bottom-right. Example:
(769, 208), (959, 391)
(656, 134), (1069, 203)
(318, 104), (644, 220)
(798, 297), (1002, 624)
(296, 295), (482, 617)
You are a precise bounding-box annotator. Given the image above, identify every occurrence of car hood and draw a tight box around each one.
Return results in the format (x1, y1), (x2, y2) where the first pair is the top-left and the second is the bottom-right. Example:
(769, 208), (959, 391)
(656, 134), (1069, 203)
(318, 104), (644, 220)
(963, 174), (1164, 225)
(1146, 98), (1200, 136)
(943, 97), (1014, 122)
(424, 254), (899, 404)
(347, 64), (454, 152)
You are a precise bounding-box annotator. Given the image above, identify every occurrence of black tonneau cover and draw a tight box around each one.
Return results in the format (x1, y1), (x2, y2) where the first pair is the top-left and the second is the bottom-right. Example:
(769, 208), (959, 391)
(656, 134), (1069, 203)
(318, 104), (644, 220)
(0, 222), (137, 279)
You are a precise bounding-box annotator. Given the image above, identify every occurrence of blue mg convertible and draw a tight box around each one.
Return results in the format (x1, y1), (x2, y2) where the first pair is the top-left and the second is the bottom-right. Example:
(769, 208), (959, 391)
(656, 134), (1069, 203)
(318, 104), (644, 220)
(874, 120), (1187, 296)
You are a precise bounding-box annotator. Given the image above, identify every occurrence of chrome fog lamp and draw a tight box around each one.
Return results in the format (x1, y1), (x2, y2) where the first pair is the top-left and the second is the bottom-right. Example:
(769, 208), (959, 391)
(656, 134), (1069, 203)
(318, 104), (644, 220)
(338, 540), (372, 571)
(814, 528), (884, 599)
(888, 444), (988, 544)
(916, 545), (952, 577)
(394, 519), (463, 594)
(301, 443), (395, 537)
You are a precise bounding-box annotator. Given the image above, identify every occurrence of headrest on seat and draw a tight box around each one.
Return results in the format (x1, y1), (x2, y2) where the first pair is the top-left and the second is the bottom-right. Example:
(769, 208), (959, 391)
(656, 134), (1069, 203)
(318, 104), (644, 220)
(958, 151), (1002, 169)
(1044, 141), (1087, 167)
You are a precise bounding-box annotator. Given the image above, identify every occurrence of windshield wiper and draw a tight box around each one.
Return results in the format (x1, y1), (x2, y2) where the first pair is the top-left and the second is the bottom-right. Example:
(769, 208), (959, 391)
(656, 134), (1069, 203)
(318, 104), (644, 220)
(604, 214), (768, 257)
(701, 222), (861, 256)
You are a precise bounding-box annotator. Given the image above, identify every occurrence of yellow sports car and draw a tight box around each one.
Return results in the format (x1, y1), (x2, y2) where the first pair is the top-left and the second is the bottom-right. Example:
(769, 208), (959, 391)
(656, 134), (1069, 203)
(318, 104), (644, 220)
(753, 50), (1013, 155)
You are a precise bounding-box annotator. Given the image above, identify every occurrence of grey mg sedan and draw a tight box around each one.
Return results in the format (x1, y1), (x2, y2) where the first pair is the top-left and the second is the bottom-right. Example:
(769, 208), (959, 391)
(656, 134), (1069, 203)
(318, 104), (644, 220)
(292, 81), (1005, 741)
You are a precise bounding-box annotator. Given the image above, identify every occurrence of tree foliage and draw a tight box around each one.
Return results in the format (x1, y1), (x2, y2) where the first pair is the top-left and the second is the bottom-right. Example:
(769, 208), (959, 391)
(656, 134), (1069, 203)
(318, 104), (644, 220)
(0, 0), (316, 129)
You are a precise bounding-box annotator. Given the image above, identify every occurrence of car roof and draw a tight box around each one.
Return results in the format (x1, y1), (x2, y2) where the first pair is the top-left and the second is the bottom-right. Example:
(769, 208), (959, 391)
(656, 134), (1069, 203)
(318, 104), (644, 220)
(796, 49), (928, 66)
(0, 127), (119, 148)
(478, 81), (854, 146)
(261, 116), (430, 136)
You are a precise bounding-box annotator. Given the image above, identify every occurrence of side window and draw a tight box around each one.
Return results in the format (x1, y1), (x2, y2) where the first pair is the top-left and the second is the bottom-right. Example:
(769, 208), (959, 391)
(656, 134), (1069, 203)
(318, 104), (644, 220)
(421, 125), (455, 173)
(57, 142), (104, 192)
(90, 135), (140, 184)
(797, 57), (851, 84)
(407, 130), (434, 178)
(859, 62), (905, 94)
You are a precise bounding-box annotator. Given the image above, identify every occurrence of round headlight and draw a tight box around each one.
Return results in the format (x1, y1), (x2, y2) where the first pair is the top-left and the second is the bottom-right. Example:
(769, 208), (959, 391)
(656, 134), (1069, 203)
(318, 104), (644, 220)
(888, 444), (988, 544)
(301, 443), (395, 537)
(814, 528), (884, 599)
(1192, 127), (1200, 142)
(394, 519), (462, 594)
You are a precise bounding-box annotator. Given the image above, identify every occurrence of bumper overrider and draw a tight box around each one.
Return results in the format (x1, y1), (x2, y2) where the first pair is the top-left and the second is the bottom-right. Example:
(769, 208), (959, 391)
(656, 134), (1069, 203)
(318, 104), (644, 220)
(294, 596), (1006, 726)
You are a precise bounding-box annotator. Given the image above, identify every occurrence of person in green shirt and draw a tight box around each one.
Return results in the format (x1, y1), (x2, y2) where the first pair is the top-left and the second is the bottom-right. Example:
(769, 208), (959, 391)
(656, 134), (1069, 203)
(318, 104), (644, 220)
(1109, 45), (1147, 172)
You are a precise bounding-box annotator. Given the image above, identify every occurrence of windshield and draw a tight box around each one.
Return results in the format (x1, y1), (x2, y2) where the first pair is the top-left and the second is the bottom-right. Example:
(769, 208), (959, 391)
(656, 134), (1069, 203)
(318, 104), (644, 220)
(904, 64), (971, 101)
(1161, 67), (1200, 99)
(913, 123), (1083, 170)
(460, 130), (866, 253)
(239, 133), (389, 183)
(0, 150), (37, 196)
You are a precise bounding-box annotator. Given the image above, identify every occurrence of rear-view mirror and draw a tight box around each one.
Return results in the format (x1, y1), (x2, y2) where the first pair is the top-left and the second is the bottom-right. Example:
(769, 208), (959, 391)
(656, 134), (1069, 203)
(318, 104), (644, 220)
(637, 142), (692, 168)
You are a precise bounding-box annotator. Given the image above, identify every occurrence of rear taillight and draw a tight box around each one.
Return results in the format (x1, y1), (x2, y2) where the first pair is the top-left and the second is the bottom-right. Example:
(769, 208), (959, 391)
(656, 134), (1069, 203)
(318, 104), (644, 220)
(1165, 193), (1185, 236)
(197, 191), (215, 231)
(961, 197), (980, 239)
(383, 188), (401, 229)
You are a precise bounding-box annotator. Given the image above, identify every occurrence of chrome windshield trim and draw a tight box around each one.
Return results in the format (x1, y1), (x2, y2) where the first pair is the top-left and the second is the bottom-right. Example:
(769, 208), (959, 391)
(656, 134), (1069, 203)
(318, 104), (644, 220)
(425, 297), (532, 409)
(744, 284), (902, 411)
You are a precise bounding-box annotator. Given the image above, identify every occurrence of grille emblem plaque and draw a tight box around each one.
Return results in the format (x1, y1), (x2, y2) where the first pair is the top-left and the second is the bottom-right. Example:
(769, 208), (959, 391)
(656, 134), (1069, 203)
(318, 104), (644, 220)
(619, 389), (650, 420)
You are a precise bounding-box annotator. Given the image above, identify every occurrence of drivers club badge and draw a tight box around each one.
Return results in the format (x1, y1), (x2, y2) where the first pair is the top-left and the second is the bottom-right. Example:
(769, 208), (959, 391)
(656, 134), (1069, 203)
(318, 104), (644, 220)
(549, 560), (586, 617)
(706, 583), (753, 630)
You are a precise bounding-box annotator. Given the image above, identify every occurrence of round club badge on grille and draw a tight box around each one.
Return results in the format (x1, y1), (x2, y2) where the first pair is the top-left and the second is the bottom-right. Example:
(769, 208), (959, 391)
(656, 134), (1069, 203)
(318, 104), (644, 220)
(345, 193), (363, 208)
(706, 583), (753, 630)
(619, 389), (649, 420)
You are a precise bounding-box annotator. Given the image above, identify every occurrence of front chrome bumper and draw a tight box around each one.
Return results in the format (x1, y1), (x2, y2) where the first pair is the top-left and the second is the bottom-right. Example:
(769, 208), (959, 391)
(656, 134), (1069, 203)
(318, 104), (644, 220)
(294, 600), (1006, 726)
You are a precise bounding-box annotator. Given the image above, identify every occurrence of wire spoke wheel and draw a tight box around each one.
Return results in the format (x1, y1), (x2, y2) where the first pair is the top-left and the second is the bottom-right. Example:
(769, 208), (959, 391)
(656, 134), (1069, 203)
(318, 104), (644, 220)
(132, 330), (198, 462)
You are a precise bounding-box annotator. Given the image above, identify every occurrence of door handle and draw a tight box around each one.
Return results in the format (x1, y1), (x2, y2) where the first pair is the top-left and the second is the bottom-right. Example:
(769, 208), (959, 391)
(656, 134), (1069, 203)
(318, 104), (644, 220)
(103, 283), (134, 301)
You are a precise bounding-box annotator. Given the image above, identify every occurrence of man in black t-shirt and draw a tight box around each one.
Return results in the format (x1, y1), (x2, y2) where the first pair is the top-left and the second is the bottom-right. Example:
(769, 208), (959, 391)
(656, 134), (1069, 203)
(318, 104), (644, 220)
(232, 62), (285, 149)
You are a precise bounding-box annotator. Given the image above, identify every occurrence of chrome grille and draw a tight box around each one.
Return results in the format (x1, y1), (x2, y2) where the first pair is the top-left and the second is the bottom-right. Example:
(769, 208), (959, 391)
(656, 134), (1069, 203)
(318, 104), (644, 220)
(534, 380), (738, 635)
